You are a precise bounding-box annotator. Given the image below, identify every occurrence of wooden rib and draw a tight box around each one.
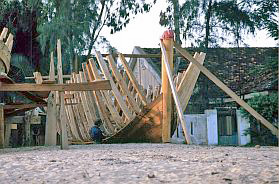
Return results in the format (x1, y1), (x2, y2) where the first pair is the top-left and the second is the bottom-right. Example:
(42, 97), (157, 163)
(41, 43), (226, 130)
(64, 85), (82, 142)
(33, 72), (43, 84)
(0, 28), (8, 41)
(68, 77), (90, 141)
(95, 51), (135, 121)
(86, 61), (115, 135)
(177, 52), (205, 112)
(160, 40), (191, 144)
(80, 64), (98, 122)
(49, 52), (55, 81)
(107, 55), (141, 114)
(119, 53), (148, 106)
(5, 34), (13, 52)
(57, 39), (69, 149)
(65, 80), (85, 141)
(174, 42), (279, 137)
(146, 85), (153, 103)
(77, 72), (95, 129)
(71, 74), (91, 141)
(88, 59), (123, 129)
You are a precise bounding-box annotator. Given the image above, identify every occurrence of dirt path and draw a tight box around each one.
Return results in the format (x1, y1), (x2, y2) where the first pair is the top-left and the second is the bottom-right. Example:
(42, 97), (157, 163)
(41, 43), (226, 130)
(0, 144), (278, 184)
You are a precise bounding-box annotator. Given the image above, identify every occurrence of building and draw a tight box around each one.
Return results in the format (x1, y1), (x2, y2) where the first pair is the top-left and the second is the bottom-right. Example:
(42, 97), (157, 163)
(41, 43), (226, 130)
(129, 46), (277, 145)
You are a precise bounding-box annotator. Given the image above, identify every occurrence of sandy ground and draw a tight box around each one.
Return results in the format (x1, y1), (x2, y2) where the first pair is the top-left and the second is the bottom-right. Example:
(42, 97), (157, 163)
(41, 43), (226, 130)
(0, 144), (278, 184)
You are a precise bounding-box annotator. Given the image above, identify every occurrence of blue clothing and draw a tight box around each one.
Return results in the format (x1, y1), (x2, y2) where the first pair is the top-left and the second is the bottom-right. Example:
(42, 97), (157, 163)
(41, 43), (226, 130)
(90, 126), (104, 143)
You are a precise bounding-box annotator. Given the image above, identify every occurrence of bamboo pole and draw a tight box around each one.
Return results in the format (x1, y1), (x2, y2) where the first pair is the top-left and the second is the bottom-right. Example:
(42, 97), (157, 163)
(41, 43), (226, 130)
(161, 30), (174, 143)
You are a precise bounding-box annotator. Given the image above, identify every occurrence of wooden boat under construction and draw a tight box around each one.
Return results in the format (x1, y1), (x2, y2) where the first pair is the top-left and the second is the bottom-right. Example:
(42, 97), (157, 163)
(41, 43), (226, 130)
(1, 28), (278, 149)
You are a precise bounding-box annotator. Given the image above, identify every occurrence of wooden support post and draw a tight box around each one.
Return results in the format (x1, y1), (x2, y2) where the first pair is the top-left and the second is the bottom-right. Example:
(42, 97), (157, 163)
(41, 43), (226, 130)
(161, 30), (174, 143)
(57, 39), (69, 149)
(4, 124), (11, 147)
(160, 39), (191, 144)
(174, 42), (279, 137)
(24, 112), (31, 146)
(0, 104), (4, 148)
(45, 52), (57, 146)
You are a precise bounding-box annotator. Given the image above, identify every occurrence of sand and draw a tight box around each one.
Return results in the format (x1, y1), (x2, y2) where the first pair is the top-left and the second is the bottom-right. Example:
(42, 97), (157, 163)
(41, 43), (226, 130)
(0, 144), (278, 184)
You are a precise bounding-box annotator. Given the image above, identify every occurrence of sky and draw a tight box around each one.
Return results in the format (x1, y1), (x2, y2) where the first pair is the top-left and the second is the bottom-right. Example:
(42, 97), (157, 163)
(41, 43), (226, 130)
(100, 2), (278, 54)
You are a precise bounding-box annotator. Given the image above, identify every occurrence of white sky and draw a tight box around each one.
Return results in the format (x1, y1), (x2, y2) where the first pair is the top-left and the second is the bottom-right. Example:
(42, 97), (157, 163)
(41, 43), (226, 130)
(100, 2), (278, 54)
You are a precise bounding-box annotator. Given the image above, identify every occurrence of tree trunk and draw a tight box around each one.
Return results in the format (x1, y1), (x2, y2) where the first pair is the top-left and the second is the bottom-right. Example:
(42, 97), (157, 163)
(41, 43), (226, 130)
(173, 0), (182, 44)
(204, 0), (212, 48)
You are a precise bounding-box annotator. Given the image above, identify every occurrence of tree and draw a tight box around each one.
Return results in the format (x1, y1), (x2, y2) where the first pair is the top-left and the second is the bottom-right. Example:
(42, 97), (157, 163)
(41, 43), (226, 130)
(240, 93), (278, 145)
(38, 0), (155, 73)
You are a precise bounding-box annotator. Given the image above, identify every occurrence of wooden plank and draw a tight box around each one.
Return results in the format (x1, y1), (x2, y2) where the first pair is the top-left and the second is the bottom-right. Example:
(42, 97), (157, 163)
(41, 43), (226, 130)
(174, 42), (279, 137)
(160, 39), (191, 144)
(178, 52), (206, 111)
(86, 61), (114, 135)
(57, 39), (69, 149)
(0, 105), (4, 148)
(4, 103), (46, 110)
(107, 55), (141, 114)
(119, 53), (148, 106)
(95, 51), (135, 121)
(161, 31), (174, 143)
(0, 80), (111, 91)
(5, 116), (24, 124)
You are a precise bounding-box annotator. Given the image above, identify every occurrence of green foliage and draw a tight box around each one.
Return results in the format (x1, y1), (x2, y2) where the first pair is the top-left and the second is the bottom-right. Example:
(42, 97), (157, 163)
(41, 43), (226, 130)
(37, 0), (154, 73)
(240, 93), (278, 145)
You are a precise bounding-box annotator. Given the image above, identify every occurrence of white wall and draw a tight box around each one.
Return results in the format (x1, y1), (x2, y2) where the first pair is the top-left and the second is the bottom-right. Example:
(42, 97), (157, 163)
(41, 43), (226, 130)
(205, 109), (218, 145)
(236, 110), (251, 145)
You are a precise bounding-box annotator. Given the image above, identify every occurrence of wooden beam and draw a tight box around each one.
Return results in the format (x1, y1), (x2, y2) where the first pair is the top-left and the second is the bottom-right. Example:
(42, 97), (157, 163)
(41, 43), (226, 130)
(0, 27), (8, 41)
(174, 42), (279, 137)
(161, 30), (174, 143)
(0, 104), (4, 148)
(0, 80), (111, 91)
(98, 53), (183, 58)
(57, 39), (69, 149)
(178, 52), (206, 111)
(160, 39), (191, 144)
(25, 75), (71, 80)
(4, 124), (11, 147)
(4, 103), (46, 110)
(119, 53), (148, 106)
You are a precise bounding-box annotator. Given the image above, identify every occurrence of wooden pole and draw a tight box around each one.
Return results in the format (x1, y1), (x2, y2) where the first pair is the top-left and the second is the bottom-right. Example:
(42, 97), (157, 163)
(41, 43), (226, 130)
(161, 30), (174, 143)
(4, 124), (11, 147)
(0, 104), (4, 148)
(45, 51), (57, 146)
(57, 39), (69, 149)
(160, 39), (191, 144)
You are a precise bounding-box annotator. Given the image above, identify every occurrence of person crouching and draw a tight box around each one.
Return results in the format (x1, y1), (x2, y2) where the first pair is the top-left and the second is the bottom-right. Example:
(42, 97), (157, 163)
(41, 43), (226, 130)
(90, 119), (105, 143)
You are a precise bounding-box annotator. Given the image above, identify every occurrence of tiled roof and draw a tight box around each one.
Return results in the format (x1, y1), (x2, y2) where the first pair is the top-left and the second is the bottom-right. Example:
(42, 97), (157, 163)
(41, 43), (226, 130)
(138, 47), (278, 96)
